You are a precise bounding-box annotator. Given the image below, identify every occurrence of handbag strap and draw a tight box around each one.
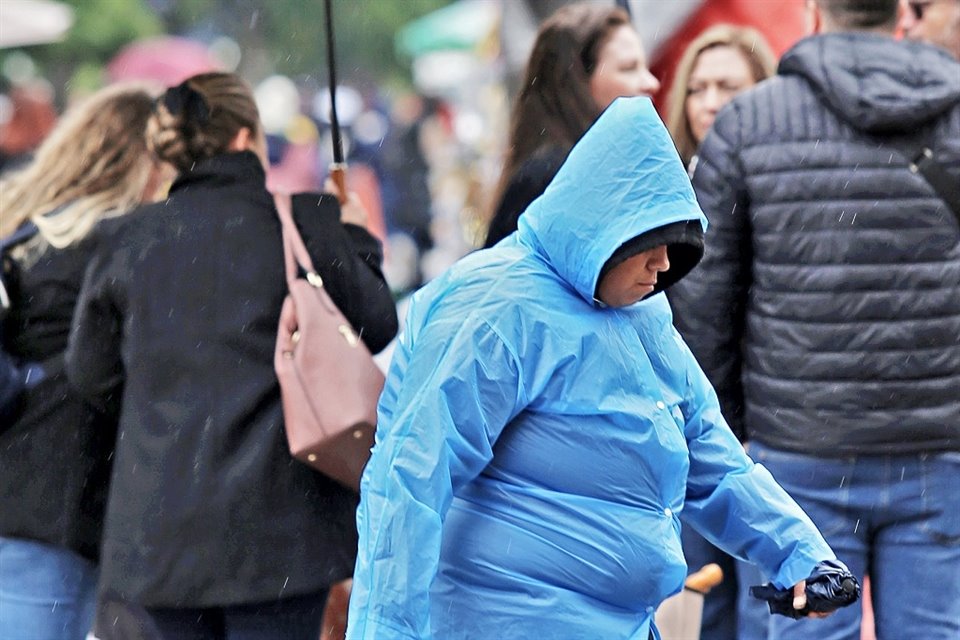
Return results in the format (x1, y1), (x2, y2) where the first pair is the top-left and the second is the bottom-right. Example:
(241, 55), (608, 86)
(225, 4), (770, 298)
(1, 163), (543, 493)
(273, 193), (321, 289)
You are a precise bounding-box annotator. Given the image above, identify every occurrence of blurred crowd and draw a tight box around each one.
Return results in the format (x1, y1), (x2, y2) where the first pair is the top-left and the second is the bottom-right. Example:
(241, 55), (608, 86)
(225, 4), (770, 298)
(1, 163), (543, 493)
(1, 1), (958, 640)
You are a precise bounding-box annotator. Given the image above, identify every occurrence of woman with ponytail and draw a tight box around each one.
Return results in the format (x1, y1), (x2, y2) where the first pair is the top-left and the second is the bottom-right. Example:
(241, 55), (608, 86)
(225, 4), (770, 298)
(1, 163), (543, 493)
(66, 72), (397, 639)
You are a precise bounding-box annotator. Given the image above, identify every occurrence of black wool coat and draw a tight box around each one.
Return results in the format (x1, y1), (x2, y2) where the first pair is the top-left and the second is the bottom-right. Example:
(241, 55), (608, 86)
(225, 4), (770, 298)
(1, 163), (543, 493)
(66, 151), (398, 608)
(668, 34), (960, 455)
(1, 229), (116, 561)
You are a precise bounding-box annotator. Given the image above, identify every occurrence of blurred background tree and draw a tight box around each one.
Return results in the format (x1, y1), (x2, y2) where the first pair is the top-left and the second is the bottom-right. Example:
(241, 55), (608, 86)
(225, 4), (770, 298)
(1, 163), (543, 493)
(2, 0), (451, 101)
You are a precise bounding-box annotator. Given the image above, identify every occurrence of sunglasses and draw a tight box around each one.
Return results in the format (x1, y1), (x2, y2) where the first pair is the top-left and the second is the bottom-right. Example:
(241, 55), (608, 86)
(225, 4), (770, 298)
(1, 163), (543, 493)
(909, 1), (934, 20)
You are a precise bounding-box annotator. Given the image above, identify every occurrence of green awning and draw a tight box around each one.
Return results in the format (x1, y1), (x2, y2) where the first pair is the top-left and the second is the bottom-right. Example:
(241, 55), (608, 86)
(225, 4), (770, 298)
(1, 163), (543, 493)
(395, 0), (498, 58)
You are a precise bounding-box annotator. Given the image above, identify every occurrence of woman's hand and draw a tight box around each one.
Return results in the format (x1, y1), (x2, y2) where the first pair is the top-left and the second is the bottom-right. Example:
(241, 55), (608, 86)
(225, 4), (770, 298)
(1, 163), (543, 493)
(793, 581), (833, 619)
(324, 178), (369, 228)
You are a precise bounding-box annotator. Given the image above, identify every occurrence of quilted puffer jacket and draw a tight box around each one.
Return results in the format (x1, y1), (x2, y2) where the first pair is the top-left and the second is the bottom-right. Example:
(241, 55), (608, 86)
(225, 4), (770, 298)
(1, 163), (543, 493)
(668, 33), (960, 455)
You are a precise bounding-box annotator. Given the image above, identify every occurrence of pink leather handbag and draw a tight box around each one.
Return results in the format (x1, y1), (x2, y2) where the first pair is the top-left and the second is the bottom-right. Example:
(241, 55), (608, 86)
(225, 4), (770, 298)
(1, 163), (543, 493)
(272, 193), (383, 491)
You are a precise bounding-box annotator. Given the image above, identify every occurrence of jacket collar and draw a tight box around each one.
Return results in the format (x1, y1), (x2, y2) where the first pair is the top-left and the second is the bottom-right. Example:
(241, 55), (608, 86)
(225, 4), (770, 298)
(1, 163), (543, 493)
(169, 151), (266, 194)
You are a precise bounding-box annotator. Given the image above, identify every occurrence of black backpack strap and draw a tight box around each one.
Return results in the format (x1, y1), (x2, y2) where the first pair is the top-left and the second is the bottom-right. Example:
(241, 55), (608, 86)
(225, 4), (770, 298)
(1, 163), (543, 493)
(1, 221), (40, 254)
(885, 138), (960, 227)
(908, 146), (960, 226)
(1, 222), (39, 312)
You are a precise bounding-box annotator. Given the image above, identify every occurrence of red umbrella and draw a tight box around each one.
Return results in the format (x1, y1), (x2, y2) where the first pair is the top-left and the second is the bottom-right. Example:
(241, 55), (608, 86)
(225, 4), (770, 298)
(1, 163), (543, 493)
(107, 36), (218, 86)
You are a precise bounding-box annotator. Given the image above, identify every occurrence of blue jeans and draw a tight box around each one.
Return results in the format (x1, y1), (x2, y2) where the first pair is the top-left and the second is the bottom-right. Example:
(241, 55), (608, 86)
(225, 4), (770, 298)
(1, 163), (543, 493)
(0, 536), (98, 640)
(747, 442), (960, 640)
(145, 589), (329, 640)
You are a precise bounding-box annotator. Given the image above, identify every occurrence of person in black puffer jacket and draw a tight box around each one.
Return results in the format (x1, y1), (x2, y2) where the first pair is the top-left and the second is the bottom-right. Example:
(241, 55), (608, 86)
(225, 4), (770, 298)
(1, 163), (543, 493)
(667, 1), (960, 639)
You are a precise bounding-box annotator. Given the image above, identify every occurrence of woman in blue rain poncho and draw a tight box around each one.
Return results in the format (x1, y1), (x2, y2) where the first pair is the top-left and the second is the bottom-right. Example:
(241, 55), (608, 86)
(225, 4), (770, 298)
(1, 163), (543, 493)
(347, 97), (847, 640)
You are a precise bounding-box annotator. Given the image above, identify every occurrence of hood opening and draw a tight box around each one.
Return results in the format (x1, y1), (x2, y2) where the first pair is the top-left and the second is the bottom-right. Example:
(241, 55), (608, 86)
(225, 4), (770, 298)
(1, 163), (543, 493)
(595, 220), (704, 300)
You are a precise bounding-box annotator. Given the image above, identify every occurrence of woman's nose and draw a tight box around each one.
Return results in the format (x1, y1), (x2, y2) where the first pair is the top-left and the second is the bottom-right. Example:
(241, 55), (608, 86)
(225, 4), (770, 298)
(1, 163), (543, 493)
(703, 86), (724, 112)
(650, 245), (670, 272)
(639, 69), (661, 96)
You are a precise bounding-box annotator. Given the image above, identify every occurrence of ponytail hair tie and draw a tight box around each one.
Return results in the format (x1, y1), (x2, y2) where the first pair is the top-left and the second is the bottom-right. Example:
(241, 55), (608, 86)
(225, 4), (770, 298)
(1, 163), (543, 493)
(159, 80), (210, 125)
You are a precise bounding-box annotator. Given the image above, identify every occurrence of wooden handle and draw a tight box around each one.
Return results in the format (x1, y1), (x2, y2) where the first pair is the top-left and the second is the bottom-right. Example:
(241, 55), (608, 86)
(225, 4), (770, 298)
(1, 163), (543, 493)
(329, 163), (348, 204)
(685, 563), (724, 594)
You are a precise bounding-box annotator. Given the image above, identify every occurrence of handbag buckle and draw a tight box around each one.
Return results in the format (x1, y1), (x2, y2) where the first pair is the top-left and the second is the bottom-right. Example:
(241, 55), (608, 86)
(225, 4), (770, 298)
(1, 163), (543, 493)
(306, 271), (324, 288)
(338, 324), (360, 347)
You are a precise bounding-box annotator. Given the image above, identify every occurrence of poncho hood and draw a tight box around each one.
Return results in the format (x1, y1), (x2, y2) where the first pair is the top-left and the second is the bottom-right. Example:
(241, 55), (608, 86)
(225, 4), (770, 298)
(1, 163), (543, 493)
(516, 97), (707, 305)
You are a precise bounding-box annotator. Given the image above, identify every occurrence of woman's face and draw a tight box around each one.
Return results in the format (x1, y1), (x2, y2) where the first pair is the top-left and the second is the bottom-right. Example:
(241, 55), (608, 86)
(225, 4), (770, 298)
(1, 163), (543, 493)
(596, 244), (670, 308)
(684, 45), (757, 145)
(589, 25), (661, 111)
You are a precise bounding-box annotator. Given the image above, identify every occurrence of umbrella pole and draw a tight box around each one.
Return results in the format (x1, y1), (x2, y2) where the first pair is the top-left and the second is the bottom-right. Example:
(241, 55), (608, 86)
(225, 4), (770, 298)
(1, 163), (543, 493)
(323, 0), (347, 203)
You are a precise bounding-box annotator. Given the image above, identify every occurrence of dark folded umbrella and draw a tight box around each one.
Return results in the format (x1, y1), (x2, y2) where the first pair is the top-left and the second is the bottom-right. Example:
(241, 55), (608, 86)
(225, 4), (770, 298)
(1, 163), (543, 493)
(323, 0), (347, 202)
(750, 559), (861, 619)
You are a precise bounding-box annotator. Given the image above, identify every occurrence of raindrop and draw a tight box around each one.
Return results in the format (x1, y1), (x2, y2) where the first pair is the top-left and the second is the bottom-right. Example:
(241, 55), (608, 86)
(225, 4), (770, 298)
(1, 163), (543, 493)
(853, 519), (860, 533)
(839, 476), (846, 488)
(900, 467), (906, 481)
(250, 10), (260, 29)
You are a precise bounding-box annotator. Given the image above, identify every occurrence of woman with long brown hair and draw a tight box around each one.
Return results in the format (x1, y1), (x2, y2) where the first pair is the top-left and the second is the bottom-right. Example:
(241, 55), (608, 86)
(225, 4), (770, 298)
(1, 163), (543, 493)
(482, 2), (660, 248)
(0, 83), (166, 640)
(66, 72), (397, 639)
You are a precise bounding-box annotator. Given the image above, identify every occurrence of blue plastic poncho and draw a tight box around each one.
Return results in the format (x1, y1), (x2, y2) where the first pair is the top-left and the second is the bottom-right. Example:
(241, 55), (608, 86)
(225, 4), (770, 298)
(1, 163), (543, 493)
(347, 98), (834, 640)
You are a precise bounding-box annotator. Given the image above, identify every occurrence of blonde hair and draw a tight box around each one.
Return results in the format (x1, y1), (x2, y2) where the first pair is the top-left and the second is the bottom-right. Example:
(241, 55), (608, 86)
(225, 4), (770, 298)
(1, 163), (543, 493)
(666, 24), (777, 166)
(147, 72), (260, 173)
(0, 84), (157, 247)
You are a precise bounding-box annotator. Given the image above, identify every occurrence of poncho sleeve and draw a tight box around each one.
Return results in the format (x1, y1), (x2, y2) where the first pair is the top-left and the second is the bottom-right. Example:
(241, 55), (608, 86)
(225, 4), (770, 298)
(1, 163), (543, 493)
(674, 327), (835, 590)
(347, 321), (526, 639)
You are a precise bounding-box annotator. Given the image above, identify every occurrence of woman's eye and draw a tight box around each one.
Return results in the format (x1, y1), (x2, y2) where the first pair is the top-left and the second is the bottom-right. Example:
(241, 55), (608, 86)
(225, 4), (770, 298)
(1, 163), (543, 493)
(687, 86), (704, 96)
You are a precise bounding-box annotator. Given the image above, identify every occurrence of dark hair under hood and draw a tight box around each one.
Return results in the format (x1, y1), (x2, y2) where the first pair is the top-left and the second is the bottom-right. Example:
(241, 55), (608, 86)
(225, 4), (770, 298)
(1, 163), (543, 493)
(516, 97), (707, 306)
